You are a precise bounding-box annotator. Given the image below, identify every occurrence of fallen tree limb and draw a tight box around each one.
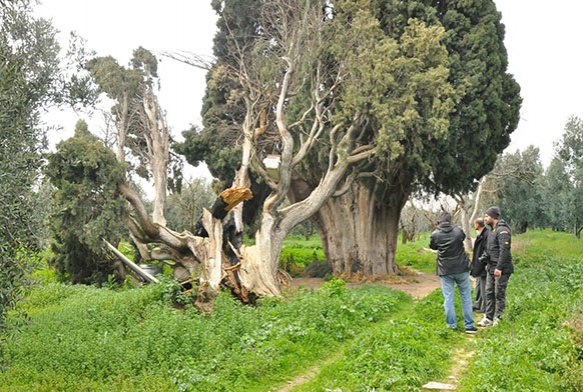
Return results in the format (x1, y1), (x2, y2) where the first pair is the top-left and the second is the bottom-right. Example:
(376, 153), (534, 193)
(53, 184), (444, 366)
(103, 239), (160, 284)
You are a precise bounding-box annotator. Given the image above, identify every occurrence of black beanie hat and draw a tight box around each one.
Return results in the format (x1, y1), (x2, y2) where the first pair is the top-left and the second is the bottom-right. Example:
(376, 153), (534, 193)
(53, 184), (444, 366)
(485, 206), (500, 219)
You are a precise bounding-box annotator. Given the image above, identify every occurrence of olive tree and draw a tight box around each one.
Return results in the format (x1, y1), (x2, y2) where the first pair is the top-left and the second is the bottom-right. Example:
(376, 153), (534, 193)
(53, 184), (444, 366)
(0, 0), (93, 324)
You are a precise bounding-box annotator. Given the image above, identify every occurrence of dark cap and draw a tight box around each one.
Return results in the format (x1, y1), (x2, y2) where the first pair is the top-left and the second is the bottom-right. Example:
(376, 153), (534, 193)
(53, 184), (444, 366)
(485, 206), (500, 220)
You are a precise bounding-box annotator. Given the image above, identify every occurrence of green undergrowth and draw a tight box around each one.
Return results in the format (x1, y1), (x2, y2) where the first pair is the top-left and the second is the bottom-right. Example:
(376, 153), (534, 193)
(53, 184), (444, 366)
(394, 233), (436, 274)
(246, 235), (329, 278)
(0, 279), (410, 391)
(289, 289), (458, 391)
(458, 230), (583, 391)
(2, 230), (583, 391)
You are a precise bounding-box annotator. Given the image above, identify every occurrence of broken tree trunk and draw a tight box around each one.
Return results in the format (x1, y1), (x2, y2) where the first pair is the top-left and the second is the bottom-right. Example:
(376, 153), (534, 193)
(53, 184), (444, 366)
(118, 182), (255, 308)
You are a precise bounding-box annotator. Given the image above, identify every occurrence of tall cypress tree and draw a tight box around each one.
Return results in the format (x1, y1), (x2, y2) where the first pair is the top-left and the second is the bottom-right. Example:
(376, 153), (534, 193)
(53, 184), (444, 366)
(177, 0), (521, 278)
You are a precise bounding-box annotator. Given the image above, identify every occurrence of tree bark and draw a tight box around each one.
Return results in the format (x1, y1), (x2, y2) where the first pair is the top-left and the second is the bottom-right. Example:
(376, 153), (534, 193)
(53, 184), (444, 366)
(293, 180), (404, 278)
(143, 89), (169, 226)
(118, 181), (259, 305)
(115, 93), (130, 163)
(238, 214), (286, 296)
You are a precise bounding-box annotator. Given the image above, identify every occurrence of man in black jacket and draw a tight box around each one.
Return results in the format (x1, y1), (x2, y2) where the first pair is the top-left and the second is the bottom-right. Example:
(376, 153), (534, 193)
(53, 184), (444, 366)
(478, 206), (514, 327)
(470, 218), (489, 313)
(430, 211), (477, 334)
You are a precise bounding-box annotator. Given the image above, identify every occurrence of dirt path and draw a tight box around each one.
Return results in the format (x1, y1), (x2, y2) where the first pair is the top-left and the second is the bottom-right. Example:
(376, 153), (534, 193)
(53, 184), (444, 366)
(280, 272), (475, 391)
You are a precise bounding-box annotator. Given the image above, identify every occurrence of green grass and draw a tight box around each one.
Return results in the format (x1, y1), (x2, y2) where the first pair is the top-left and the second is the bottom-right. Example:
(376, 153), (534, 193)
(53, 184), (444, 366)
(291, 289), (457, 391)
(0, 278), (410, 391)
(2, 229), (583, 391)
(394, 233), (437, 274)
(458, 229), (583, 391)
(280, 236), (326, 277)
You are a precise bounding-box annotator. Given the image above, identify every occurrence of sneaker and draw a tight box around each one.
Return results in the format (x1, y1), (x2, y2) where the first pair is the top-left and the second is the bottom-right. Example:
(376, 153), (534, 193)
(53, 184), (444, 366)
(465, 326), (479, 334)
(493, 317), (500, 326)
(477, 317), (493, 327)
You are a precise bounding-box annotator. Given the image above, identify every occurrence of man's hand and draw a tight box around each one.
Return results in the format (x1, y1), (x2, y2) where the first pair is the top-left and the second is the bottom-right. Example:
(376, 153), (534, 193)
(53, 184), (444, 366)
(494, 268), (502, 277)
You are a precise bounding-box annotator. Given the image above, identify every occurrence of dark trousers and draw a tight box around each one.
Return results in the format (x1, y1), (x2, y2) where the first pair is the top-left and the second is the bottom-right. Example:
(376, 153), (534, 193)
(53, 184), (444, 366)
(485, 272), (511, 321)
(473, 275), (487, 311)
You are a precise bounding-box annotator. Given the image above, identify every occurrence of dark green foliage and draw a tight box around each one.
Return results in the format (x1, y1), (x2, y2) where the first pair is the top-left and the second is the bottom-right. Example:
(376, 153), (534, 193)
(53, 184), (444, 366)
(417, 0), (522, 195)
(174, 124), (242, 186)
(44, 121), (127, 284)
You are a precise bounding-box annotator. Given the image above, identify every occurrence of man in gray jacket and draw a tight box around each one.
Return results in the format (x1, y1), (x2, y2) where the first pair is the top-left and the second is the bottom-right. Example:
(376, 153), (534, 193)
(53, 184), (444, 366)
(478, 206), (514, 327)
(430, 211), (477, 334)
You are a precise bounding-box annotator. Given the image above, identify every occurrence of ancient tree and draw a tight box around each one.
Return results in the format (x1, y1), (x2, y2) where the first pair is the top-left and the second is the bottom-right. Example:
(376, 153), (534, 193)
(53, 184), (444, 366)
(310, 0), (521, 276)
(180, 0), (521, 279)
(180, 0), (455, 288)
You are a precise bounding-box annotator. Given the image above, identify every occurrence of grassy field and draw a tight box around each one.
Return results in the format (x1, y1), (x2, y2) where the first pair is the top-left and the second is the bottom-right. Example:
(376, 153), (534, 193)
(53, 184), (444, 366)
(0, 230), (582, 391)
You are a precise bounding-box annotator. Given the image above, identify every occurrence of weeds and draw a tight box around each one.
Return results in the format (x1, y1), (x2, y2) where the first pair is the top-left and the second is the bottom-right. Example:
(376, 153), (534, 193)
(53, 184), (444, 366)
(2, 230), (583, 391)
(458, 230), (583, 391)
(0, 277), (407, 391)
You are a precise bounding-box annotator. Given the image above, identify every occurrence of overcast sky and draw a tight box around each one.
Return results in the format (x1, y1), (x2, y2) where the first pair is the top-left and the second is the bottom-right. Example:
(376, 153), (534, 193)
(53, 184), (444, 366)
(36, 0), (583, 173)
(36, 0), (218, 180)
(496, 0), (583, 165)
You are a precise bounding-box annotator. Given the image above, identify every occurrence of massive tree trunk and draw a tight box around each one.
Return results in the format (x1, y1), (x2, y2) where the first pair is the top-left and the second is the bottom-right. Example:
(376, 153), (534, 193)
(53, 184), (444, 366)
(290, 179), (406, 278)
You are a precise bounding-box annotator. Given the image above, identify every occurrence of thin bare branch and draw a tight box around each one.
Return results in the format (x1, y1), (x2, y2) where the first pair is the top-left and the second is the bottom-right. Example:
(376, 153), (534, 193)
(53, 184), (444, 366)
(159, 50), (214, 71)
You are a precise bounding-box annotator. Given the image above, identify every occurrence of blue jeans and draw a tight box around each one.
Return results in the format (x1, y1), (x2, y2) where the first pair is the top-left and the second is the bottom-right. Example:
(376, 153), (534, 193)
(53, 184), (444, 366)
(440, 272), (474, 329)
